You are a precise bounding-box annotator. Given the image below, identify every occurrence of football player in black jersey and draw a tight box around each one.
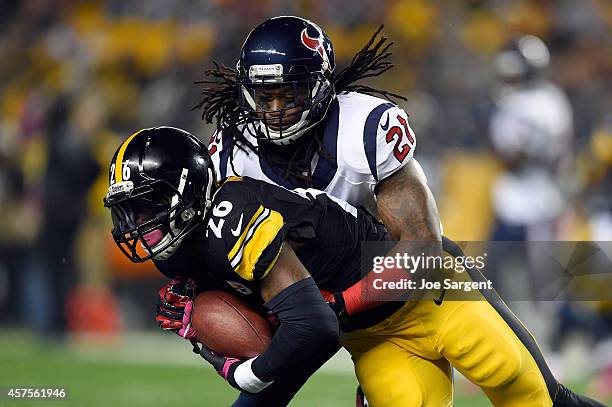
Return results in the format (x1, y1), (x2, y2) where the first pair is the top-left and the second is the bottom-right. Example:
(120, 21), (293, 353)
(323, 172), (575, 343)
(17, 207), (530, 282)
(104, 126), (399, 405)
(104, 127), (604, 407)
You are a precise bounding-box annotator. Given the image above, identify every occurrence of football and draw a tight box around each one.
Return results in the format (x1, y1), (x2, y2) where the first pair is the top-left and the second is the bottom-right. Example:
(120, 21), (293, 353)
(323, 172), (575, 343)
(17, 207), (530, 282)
(191, 290), (273, 359)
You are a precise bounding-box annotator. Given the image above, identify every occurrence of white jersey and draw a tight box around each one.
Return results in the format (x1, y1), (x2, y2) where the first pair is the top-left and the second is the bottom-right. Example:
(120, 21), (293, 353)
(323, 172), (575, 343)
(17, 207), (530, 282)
(490, 81), (573, 167)
(489, 81), (573, 227)
(208, 92), (417, 216)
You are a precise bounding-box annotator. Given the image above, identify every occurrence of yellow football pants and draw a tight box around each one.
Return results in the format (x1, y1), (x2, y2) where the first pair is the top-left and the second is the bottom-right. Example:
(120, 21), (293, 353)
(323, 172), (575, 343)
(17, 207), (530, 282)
(341, 277), (555, 406)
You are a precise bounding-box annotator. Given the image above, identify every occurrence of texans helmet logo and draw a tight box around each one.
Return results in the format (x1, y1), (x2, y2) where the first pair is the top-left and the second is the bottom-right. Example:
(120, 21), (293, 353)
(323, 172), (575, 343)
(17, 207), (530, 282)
(300, 28), (330, 71)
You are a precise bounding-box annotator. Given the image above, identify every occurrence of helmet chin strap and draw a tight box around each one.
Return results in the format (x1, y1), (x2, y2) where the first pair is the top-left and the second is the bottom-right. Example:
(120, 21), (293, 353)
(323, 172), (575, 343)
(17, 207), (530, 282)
(264, 109), (310, 145)
(151, 233), (187, 260)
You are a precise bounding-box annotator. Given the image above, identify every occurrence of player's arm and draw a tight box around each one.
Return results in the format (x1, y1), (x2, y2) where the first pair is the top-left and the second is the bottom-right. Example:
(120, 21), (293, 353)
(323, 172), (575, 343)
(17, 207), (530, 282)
(376, 159), (441, 242)
(325, 108), (442, 316)
(200, 243), (338, 393)
(252, 242), (339, 383)
(370, 106), (440, 242)
(329, 161), (442, 316)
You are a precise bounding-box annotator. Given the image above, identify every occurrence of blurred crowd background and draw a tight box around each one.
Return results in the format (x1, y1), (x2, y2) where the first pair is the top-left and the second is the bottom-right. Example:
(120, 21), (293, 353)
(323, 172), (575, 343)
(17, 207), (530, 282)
(0, 0), (611, 401)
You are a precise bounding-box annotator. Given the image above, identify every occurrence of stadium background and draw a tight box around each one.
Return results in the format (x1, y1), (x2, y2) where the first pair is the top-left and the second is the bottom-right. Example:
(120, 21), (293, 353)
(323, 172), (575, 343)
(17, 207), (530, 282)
(0, 0), (610, 405)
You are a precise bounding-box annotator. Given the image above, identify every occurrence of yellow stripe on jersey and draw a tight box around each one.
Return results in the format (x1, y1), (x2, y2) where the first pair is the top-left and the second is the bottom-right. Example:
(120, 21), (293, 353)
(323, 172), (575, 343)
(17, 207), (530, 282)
(228, 207), (284, 281)
(223, 176), (244, 183)
(234, 209), (284, 281)
(115, 130), (143, 183)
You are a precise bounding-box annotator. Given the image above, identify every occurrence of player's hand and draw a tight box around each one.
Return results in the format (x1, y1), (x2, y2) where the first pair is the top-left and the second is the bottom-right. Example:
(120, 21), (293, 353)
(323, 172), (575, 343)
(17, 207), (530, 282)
(320, 289), (348, 321)
(193, 343), (271, 394)
(198, 346), (245, 391)
(155, 277), (197, 340)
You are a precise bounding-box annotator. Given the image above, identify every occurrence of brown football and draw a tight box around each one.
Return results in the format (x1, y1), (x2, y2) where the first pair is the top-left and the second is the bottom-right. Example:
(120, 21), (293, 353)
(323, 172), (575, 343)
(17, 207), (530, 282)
(191, 290), (272, 359)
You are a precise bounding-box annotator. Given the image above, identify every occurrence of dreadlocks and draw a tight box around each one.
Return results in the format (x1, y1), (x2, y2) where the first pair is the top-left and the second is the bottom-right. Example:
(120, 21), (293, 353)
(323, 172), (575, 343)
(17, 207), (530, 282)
(193, 25), (407, 184)
(193, 62), (255, 156)
(332, 25), (406, 103)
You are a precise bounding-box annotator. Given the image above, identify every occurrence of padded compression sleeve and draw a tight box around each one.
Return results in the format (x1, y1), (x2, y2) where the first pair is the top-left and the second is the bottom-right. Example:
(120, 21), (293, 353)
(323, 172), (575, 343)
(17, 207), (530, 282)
(252, 278), (339, 382)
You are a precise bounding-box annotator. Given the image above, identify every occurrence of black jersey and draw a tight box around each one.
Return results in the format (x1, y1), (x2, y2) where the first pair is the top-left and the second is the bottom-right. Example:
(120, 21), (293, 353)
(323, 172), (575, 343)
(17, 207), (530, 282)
(155, 176), (400, 328)
(203, 176), (392, 292)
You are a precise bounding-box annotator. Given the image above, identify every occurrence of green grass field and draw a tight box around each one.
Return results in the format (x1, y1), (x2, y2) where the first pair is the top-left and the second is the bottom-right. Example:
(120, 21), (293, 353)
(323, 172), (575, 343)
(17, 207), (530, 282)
(0, 334), (355, 407)
(0, 331), (605, 406)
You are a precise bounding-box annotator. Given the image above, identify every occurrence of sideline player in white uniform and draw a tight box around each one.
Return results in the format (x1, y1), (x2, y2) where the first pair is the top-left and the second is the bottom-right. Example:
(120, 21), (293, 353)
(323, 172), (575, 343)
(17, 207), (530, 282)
(490, 34), (573, 241)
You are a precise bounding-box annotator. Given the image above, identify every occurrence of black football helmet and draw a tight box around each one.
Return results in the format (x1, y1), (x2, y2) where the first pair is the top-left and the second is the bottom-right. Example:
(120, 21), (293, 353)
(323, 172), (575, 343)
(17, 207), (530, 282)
(103, 127), (215, 262)
(237, 16), (336, 145)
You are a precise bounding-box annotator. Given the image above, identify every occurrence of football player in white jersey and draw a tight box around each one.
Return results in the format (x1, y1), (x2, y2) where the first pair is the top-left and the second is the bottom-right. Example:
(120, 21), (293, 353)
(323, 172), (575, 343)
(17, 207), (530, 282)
(198, 16), (440, 406)
(203, 22), (420, 221)
(201, 16), (436, 327)
(490, 34), (574, 241)
(188, 16), (602, 407)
